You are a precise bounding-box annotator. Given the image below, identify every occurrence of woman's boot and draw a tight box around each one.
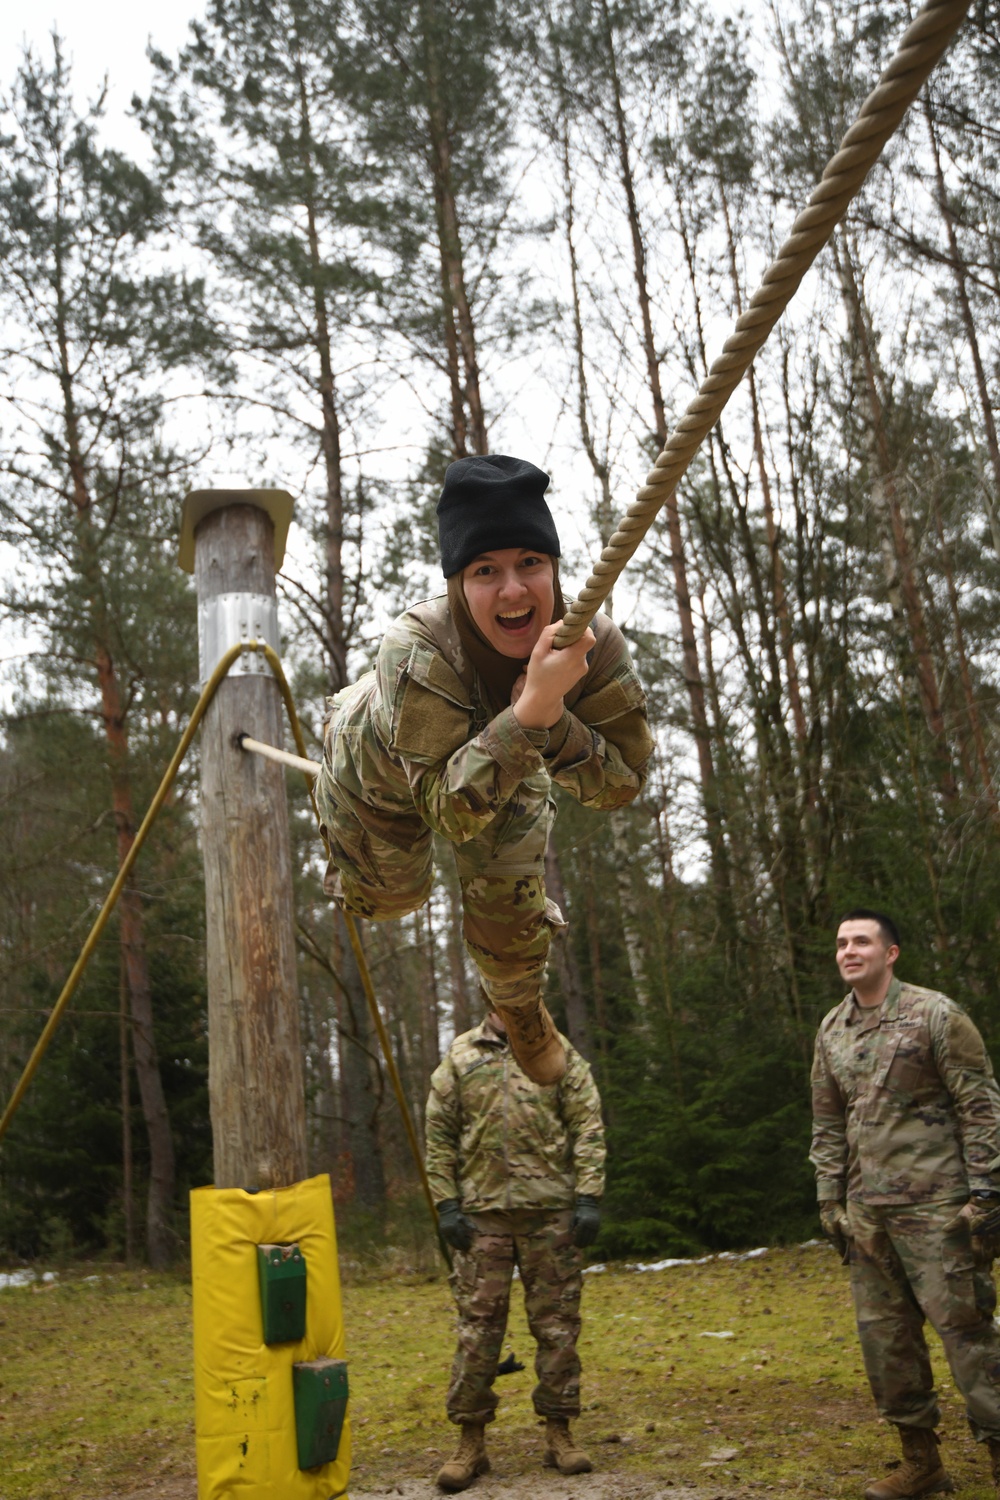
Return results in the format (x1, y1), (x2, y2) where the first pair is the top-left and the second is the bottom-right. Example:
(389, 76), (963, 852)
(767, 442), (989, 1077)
(494, 998), (566, 1085)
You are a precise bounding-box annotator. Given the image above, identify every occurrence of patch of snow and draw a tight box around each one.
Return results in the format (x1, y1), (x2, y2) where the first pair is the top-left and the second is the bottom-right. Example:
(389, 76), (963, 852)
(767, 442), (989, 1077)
(634, 1257), (710, 1272)
(584, 1245), (770, 1276)
(0, 1268), (60, 1290)
(0, 1269), (36, 1290)
(0, 1266), (58, 1290)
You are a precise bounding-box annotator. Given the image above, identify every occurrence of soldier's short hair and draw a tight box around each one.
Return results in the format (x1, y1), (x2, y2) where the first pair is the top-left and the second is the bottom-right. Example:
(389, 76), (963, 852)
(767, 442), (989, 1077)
(838, 907), (901, 949)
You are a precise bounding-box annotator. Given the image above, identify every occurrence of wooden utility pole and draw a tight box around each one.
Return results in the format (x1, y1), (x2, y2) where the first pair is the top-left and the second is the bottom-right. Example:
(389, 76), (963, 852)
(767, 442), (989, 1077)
(180, 490), (308, 1190)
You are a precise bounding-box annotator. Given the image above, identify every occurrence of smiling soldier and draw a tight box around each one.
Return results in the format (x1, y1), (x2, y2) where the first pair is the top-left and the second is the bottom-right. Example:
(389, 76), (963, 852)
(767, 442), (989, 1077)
(315, 454), (653, 1085)
(811, 908), (1000, 1498)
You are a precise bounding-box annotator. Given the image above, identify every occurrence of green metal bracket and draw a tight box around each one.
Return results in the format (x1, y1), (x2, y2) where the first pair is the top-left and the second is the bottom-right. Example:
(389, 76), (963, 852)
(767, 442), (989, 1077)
(256, 1242), (306, 1345)
(293, 1357), (349, 1470)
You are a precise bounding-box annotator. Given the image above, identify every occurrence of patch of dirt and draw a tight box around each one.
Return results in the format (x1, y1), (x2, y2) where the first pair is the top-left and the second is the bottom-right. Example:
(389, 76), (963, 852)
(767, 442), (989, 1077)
(105, 1474), (741, 1500)
(105, 1482), (196, 1500)
(353, 1483), (736, 1500)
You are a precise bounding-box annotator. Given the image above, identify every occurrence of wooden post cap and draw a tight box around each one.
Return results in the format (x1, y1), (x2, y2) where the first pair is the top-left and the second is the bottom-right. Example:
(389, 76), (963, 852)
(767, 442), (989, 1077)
(179, 489), (295, 573)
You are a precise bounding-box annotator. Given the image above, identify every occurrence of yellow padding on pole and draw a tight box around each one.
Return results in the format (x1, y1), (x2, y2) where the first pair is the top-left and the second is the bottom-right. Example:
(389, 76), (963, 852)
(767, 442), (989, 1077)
(191, 1173), (351, 1500)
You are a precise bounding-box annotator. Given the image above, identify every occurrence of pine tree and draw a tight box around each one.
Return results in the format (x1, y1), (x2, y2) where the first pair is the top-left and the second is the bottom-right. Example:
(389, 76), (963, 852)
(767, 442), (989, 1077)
(0, 39), (211, 1264)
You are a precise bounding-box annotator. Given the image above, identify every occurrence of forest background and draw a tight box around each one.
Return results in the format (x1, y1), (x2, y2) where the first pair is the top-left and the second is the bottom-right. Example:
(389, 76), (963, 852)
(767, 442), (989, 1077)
(2, 0), (999, 1271)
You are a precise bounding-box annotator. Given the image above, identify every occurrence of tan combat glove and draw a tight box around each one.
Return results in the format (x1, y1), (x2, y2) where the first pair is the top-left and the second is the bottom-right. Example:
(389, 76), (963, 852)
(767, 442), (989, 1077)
(819, 1201), (852, 1264)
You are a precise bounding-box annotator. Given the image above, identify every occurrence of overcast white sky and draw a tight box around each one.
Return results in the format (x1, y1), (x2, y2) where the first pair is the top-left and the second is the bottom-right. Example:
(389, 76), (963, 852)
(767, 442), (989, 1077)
(1, 3), (194, 146)
(1, 0), (770, 141)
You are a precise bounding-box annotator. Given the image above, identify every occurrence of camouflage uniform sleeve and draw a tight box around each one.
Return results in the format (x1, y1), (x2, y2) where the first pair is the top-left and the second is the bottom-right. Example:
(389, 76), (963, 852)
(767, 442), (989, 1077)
(547, 620), (654, 811)
(931, 999), (1000, 1191)
(560, 1050), (606, 1198)
(425, 1056), (463, 1205)
(809, 1027), (848, 1202)
(408, 708), (549, 845)
(375, 614), (549, 845)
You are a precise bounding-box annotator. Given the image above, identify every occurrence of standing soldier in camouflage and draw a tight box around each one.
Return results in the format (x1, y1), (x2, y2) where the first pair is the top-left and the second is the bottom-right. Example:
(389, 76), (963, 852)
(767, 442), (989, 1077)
(315, 454), (652, 1086)
(811, 908), (1000, 1499)
(425, 1009), (605, 1491)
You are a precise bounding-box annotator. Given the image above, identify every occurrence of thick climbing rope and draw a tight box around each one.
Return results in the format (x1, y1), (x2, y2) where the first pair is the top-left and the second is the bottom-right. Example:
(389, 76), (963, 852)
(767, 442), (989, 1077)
(556, 0), (973, 644)
(0, 642), (446, 1261)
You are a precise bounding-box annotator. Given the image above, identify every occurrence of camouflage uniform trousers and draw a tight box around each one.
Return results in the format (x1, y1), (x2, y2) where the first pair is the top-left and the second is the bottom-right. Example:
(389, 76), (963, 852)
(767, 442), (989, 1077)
(848, 1198), (1000, 1440)
(446, 1208), (583, 1425)
(322, 773), (558, 1015)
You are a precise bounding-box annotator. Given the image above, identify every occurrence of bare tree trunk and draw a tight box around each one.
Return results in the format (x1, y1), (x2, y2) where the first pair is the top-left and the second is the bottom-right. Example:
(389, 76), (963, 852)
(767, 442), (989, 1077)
(717, 177), (810, 777)
(555, 54), (616, 562)
(647, 776), (683, 1096)
(442, 859), (474, 1036)
(301, 979), (342, 1178)
(119, 954), (135, 1266)
(610, 810), (651, 1019)
(836, 238), (959, 810)
(581, 845), (608, 1062)
(441, 265), (468, 458)
(897, 679), (950, 953)
(58, 320), (175, 1265)
(924, 98), (1000, 553)
(932, 492), (999, 823)
(294, 58), (348, 691)
(420, 0), (488, 455)
(598, 0), (666, 445)
(544, 835), (593, 1058)
(594, 75), (730, 907)
(423, 900), (442, 1074)
(332, 910), (387, 1213)
(651, 772), (677, 963)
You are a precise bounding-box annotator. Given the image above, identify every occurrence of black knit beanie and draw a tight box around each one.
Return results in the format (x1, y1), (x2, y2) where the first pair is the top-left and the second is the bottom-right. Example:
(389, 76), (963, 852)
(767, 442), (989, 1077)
(437, 454), (560, 577)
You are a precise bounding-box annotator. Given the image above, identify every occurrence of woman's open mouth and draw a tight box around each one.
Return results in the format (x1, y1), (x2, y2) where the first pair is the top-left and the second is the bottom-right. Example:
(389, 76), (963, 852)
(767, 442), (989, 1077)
(496, 606), (535, 634)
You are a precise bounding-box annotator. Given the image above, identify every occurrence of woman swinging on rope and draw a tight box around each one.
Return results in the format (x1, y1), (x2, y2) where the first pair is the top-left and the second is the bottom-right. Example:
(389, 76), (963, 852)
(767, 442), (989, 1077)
(315, 455), (653, 1085)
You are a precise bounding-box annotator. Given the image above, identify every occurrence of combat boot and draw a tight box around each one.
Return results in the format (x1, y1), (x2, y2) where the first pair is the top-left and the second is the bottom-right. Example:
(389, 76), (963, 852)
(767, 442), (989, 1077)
(863, 1426), (954, 1500)
(436, 1422), (490, 1492)
(543, 1417), (593, 1475)
(494, 998), (566, 1086)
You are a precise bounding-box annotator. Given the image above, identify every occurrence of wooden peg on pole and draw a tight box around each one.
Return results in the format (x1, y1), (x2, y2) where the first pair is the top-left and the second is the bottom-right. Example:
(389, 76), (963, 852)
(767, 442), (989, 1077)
(180, 490), (308, 1191)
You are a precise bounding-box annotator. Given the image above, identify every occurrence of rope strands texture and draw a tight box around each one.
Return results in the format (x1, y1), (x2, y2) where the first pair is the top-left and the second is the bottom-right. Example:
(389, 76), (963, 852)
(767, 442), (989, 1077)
(555, 0), (973, 644)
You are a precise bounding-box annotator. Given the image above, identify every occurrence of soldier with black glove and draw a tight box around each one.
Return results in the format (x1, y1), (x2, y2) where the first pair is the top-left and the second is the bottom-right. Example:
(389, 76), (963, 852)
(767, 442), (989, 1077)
(426, 1010), (605, 1491)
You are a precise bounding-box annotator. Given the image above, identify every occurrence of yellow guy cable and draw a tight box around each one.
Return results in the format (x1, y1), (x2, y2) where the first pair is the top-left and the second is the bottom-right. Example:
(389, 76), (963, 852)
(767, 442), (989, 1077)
(0, 643), (248, 1144)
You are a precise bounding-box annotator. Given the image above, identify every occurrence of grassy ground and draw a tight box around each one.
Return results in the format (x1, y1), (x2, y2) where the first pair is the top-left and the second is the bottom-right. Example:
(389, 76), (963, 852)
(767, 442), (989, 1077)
(0, 1243), (994, 1499)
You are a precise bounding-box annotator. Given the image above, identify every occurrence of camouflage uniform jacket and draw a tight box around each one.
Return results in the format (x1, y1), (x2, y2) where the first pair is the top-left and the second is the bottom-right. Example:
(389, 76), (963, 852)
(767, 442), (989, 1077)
(318, 594), (653, 877)
(810, 976), (1000, 1206)
(425, 1019), (606, 1212)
